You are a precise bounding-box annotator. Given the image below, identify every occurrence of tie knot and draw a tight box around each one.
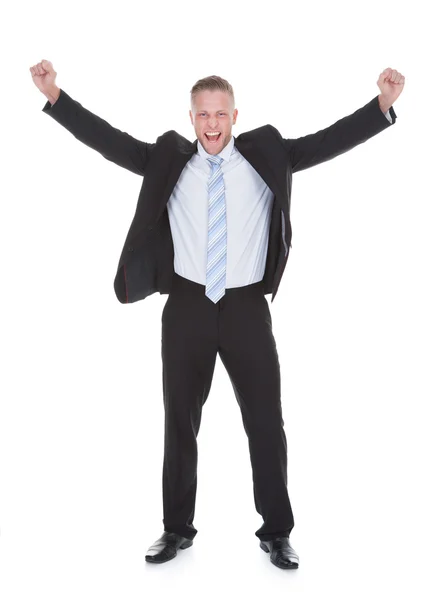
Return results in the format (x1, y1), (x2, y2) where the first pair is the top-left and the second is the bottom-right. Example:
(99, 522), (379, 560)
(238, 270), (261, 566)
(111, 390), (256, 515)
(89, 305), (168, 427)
(207, 155), (223, 167)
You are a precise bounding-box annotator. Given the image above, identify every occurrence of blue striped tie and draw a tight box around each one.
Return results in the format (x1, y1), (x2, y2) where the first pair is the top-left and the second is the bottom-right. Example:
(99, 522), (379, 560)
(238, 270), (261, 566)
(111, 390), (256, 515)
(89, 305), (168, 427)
(205, 155), (227, 303)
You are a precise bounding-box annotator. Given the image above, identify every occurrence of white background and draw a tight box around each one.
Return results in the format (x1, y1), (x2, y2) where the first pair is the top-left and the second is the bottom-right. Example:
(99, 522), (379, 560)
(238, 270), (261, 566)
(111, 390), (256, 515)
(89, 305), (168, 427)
(1, 0), (441, 598)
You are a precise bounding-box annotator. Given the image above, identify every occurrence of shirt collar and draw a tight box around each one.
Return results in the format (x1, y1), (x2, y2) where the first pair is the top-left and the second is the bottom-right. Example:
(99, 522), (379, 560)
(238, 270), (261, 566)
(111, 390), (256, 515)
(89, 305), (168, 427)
(197, 134), (235, 163)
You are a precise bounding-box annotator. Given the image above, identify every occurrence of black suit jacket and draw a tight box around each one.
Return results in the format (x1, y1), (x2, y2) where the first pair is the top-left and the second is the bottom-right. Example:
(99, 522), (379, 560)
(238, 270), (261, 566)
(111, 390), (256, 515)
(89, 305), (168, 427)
(42, 89), (397, 304)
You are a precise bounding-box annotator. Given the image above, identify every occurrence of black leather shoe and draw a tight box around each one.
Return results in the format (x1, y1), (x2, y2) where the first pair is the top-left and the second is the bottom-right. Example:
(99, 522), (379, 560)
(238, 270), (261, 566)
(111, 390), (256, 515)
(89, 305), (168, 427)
(260, 536), (299, 569)
(145, 531), (193, 564)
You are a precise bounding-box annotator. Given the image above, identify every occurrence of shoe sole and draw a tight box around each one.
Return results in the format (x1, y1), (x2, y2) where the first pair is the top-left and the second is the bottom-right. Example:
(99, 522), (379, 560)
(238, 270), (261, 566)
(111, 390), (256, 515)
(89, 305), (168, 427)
(259, 541), (299, 570)
(145, 539), (193, 564)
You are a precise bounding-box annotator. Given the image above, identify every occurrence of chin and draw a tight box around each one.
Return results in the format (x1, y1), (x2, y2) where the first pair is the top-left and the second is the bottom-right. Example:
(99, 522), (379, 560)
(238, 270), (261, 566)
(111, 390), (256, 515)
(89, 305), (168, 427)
(208, 138), (227, 152)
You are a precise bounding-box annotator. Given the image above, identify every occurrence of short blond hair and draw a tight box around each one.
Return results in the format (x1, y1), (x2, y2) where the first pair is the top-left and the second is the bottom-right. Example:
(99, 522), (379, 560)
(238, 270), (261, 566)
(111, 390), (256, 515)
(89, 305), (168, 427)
(190, 75), (235, 111)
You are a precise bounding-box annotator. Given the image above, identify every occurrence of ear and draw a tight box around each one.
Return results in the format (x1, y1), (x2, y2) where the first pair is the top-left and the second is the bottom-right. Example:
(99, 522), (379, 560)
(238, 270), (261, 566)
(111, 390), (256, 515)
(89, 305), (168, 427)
(189, 108), (194, 124)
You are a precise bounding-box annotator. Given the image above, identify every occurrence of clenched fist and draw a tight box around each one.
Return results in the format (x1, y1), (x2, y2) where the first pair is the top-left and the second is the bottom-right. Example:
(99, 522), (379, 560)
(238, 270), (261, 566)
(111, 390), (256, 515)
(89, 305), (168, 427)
(30, 59), (60, 104)
(377, 67), (405, 110)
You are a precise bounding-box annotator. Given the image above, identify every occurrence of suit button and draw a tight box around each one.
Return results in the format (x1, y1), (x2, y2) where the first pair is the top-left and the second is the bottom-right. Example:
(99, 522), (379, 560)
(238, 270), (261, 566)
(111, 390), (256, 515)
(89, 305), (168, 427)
(128, 246), (134, 252)
(147, 225), (153, 230)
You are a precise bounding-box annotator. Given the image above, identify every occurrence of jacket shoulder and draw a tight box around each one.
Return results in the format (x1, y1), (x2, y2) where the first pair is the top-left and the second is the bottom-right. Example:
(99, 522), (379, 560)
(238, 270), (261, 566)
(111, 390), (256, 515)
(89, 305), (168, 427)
(236, 123), (283, 141)
(154, 129), (194, 151)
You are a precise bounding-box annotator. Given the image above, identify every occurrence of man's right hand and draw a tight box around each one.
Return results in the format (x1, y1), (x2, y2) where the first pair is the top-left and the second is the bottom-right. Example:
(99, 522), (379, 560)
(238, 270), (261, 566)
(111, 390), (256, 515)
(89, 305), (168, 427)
(30, 59), (60, 105)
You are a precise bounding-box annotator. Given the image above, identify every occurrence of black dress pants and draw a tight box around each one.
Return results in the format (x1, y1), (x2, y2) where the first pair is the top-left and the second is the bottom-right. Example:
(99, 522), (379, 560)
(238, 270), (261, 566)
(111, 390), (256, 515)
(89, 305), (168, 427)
(160, 271), (294, 542)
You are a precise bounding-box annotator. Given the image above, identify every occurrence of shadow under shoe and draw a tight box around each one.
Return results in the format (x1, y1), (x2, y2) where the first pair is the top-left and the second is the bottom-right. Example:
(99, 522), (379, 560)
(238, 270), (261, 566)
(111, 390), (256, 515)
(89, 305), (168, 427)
(260, 536), (299, 569)
(145, 531), (194, 564)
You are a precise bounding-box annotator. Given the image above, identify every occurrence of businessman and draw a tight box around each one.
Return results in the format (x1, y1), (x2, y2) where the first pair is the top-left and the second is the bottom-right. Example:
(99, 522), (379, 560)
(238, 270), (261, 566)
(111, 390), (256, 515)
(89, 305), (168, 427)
(31, 60), (404, 570)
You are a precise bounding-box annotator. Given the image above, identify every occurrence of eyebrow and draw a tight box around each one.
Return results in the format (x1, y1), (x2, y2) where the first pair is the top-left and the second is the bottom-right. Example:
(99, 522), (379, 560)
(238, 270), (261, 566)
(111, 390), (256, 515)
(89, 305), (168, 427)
(198, 110), (227, 113)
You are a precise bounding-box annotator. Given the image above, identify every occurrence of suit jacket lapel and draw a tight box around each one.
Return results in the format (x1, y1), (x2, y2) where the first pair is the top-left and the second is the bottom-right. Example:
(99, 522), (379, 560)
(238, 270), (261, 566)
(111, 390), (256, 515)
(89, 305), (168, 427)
(155, 139), (197, 221)
(234, 137), (284, 205)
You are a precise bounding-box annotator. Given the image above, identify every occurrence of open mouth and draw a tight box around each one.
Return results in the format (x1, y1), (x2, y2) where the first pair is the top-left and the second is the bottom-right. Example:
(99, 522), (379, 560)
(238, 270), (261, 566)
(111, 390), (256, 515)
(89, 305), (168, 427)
(205, 132), (221, 143)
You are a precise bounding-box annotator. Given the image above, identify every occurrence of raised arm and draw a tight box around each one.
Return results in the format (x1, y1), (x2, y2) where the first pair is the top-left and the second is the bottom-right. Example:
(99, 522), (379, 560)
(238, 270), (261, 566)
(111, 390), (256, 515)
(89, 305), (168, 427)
(31, 60), (155, 176)
(281, 68), (404, 174)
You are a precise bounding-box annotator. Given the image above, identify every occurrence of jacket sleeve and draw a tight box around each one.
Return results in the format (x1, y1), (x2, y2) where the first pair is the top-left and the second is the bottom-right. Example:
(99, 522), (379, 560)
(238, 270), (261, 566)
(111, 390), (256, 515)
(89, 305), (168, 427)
(42, 88), (155, 176)
(281, 95), (397, 174)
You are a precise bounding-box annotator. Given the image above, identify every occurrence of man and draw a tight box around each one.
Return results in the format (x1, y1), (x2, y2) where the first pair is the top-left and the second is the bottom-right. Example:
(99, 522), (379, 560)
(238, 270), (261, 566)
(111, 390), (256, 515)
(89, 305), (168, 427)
(30, 59), (405, 570)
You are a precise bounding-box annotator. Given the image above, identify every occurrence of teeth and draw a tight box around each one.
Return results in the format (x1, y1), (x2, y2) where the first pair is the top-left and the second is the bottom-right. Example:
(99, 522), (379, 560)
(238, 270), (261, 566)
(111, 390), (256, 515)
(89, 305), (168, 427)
(206, 132), (220, 136)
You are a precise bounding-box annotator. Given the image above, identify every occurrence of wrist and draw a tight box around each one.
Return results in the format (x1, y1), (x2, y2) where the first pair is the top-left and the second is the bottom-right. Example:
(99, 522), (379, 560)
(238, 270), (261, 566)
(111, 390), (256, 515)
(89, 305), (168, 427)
(45, 85), (60, 106)
(378, 94), (392, 114)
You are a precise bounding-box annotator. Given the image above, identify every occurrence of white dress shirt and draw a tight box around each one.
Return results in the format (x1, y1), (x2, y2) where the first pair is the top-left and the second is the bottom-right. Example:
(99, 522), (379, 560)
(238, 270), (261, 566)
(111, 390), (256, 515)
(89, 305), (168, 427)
(166, 133), (274, 288)
(166, 110), (393, 289)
